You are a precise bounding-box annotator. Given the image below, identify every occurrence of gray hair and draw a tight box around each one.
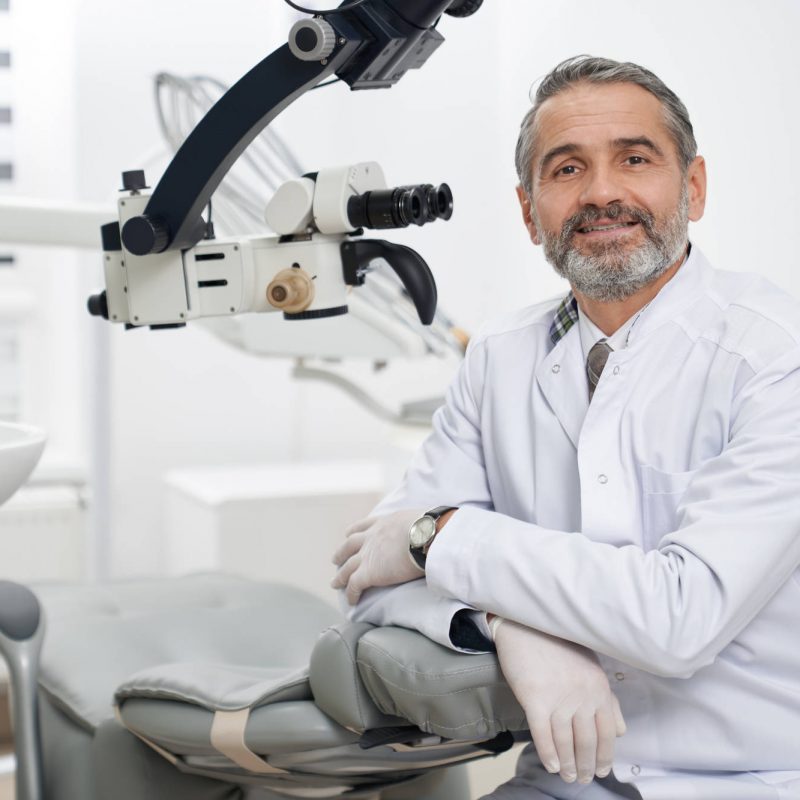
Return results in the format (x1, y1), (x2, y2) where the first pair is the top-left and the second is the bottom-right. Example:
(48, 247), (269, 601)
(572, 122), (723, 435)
(515, 55), (697, 195)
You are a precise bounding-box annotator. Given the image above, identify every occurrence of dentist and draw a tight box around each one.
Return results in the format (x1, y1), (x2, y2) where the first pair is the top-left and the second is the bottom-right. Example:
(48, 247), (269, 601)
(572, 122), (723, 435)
(333, 56), (800, 800)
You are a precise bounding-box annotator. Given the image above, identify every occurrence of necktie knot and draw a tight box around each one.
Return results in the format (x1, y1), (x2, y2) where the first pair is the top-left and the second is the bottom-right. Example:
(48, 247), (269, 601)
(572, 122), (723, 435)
(587, 339), (613, 401)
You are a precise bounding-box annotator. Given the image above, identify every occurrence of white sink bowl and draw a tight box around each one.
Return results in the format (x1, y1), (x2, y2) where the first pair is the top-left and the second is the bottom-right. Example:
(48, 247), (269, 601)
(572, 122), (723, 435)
(0, 422), (46, 507)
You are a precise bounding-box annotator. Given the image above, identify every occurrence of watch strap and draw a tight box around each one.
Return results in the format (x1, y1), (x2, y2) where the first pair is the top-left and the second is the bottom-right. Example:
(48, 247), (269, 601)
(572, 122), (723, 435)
(409, 543), (428, 571)
(425, 505), (456, 521)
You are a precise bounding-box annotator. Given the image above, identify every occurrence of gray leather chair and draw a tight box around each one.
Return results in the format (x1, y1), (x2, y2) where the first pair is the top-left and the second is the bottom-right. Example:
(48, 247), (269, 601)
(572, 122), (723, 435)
(0, 574), (529, 800)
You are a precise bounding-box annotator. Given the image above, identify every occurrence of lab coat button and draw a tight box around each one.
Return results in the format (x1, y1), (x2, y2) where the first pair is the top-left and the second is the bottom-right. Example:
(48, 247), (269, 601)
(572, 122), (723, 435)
(598, 474), (608, 484)
(615, 672), (625, 681)
(613, 366), (620, 375)
(552, 364), (561, 374)
(631, 765), (641, 776)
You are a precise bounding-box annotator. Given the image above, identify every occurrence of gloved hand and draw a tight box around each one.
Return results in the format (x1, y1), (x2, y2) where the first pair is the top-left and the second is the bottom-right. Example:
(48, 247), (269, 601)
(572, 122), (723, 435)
(331, 509), (426, 605)
(493, 618), (626, 785)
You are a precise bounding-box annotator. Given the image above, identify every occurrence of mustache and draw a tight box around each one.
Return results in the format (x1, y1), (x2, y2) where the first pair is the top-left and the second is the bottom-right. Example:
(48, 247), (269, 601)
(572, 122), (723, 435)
(560, 204), (656, 241)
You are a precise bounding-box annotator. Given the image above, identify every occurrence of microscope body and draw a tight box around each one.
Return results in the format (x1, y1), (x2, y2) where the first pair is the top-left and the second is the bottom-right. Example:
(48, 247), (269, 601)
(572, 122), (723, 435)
(97, 162), (449, 329)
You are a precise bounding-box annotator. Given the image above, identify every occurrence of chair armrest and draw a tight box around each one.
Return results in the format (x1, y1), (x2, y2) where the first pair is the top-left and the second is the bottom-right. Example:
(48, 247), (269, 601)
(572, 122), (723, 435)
(0, 581), (44, 800)
(309, 622), (409, 733)
(356, 626), (528, 741)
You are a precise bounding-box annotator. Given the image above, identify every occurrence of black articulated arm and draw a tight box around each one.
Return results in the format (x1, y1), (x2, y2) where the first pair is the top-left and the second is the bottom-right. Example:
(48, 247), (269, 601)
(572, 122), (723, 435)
(121, 0), (483, 256)
(124, 44), (357, 255)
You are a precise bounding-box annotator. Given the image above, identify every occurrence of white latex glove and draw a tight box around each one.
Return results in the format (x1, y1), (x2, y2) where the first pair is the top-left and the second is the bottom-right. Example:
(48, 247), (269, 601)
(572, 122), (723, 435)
(493, 619), (626, 785)
(331, 509), (426, 605)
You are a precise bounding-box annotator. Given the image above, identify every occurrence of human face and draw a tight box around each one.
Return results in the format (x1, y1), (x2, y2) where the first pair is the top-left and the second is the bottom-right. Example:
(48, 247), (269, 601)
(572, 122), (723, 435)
(516, 82), (706, 301)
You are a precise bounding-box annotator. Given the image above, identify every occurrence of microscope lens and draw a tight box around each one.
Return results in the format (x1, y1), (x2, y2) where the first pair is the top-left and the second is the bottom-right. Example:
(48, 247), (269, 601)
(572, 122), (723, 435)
(346, 183), (453, 230)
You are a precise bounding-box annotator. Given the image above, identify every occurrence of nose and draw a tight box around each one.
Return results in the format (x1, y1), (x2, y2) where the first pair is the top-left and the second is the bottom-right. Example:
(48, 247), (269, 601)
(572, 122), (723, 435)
(578, 164), (625, 209)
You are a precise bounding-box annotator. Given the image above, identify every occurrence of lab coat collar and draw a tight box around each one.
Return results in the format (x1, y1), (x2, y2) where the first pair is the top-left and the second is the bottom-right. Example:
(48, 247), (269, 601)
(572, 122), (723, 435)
(615, 242), (712, 358)
(535, 323), (588, 449)
(577, 302), (643, 362)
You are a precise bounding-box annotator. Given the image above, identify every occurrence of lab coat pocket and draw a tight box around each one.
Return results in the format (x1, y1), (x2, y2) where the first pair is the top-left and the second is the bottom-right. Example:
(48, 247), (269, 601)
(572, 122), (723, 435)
(639, 464), (697, 550)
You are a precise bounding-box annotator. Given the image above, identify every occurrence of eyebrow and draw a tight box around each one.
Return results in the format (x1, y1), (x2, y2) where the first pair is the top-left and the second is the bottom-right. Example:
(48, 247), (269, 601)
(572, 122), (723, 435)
(538, 136), (666, 176)
(612, 136), (665, 158)
(538, 143), (580, 176)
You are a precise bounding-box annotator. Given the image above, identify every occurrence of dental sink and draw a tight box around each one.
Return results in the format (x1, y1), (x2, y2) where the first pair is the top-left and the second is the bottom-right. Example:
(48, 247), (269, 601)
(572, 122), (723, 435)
(0, 421), (46, 506)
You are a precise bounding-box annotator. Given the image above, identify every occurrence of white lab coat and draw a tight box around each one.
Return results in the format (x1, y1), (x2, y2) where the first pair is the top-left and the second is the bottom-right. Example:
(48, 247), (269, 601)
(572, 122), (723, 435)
(351, 246), (800, 799)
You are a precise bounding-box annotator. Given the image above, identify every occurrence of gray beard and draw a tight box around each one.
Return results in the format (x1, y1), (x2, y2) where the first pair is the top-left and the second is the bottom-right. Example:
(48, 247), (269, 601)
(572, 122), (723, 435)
(537, 184), (689, 302)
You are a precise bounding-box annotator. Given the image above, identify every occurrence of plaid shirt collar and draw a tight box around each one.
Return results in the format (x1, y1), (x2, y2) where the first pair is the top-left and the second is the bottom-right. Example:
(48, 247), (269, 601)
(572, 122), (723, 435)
(548, 292), (579, 346)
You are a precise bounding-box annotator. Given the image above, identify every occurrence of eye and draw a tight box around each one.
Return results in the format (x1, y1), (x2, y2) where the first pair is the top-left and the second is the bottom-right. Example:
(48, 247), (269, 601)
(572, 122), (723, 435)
(556, 164), (578, 176)
(626, 155), (647, 166)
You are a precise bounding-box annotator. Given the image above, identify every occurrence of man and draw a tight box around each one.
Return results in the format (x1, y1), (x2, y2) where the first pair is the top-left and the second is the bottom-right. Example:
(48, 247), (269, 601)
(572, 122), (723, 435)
(332, 55), (800, 799)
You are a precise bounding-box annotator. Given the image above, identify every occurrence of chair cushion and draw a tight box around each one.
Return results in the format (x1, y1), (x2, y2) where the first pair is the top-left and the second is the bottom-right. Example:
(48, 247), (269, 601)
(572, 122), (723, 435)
(117, 697), (359, 757)
(35, 573), (341, 729)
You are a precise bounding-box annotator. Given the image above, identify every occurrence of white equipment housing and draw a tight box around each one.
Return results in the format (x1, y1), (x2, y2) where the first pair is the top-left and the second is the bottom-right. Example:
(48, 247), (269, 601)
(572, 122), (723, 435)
(105, 162), (395, 327)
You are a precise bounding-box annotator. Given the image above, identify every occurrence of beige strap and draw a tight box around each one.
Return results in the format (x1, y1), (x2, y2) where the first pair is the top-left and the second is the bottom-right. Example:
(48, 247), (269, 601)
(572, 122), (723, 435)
(114, 706), (178, 765)
(210, 708), (288, 774)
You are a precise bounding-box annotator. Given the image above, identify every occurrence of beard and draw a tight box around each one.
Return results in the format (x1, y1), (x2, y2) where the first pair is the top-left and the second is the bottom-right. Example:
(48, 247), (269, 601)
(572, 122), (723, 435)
(536, 184), (689, 302)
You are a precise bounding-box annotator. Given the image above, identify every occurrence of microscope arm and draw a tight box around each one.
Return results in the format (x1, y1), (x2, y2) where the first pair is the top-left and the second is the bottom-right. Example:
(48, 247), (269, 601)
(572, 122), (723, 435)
(91, 1), (483, 329)
(122, 0), (477, 256)
(126, 43), (356, 255)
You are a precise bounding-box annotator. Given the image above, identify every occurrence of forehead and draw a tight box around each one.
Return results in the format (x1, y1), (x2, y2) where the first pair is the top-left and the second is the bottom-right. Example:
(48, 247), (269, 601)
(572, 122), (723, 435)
(533, 82), (673, 159)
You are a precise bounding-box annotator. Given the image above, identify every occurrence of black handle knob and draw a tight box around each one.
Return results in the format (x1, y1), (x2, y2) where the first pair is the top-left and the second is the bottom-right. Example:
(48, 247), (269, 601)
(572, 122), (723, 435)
(121, 215), (170, 256)
(121, 170), (148, 192)
(380, 242), (437, 325)
(87, 291), (109, 320)
(341, 239), (437, 325)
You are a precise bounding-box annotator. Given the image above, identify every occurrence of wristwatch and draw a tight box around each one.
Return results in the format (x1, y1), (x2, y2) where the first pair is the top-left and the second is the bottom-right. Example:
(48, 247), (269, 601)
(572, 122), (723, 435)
(408, 506), (456, 570)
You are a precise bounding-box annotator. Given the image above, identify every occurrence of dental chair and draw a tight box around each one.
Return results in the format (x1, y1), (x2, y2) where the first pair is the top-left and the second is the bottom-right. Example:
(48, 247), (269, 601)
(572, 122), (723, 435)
(0, 573), (529, 800)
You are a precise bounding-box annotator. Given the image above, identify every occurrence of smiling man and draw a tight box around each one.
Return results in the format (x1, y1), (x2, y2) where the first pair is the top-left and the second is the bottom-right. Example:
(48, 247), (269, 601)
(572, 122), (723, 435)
(332, 56), (800, 799)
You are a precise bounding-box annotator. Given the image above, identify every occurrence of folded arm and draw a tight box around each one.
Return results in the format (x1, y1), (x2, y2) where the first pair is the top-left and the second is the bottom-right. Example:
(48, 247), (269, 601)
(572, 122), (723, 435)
(425, 349), (800, 677)
(333, 335), (495, 650)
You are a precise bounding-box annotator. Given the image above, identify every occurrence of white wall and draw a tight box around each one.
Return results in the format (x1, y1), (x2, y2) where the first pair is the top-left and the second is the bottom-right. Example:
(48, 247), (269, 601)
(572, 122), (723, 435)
(61, 0), (800, 575)
(3, 0), (88, 471)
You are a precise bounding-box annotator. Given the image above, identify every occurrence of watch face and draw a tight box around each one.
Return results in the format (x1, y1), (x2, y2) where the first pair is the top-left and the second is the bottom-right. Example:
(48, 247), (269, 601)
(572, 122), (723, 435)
(410, 515), (436, 548)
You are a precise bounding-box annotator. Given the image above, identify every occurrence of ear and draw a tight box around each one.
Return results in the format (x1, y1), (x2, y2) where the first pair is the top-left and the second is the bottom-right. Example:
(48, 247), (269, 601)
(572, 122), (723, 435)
(686, 155), (707, 222)
(515, 185), (541, 245)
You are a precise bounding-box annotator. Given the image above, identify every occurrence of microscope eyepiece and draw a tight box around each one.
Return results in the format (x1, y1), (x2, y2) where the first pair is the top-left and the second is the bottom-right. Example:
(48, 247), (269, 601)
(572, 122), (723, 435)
(347, 183), (453, 231)
(399, 184), (448, 223)
(428, 183), (453, 221)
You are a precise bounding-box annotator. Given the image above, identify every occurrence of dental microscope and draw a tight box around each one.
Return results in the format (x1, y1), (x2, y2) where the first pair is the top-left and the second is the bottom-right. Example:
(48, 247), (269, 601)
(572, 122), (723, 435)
(87, 0), (483, 333)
